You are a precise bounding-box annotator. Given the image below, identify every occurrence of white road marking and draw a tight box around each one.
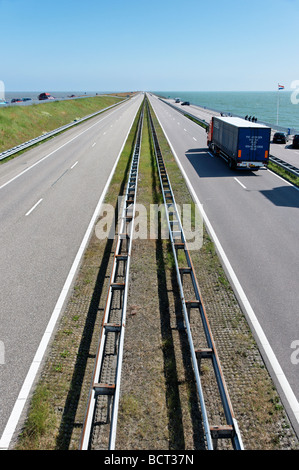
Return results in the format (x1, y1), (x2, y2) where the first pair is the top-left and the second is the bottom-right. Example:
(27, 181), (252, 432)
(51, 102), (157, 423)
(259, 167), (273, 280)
(25, 198), (43, 216)
(151, 101), (299, 431)
(92, 142), (96, 147)
(0, 99), (141, 451)
(234, 177), (247, 189)
(193, 137), (197, 141)
(0, 102), (128, 191)
(71, 161), (78, 169)
(268, 169), (299, 192)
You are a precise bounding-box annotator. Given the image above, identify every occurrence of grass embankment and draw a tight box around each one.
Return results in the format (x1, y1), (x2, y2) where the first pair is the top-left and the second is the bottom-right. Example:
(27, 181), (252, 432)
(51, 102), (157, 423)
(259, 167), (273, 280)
(0, 94), (126, 155)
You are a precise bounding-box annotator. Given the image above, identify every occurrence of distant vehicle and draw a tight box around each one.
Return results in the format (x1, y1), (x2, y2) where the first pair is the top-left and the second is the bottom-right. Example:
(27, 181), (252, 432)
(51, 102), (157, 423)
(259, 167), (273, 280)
(207, 116), (271, 170)
(293, 134), (299, 149)
(175, 98), (180, 103)
(11, 98), (22, 103)
(273, 132), (288, 144)
(22, 97), (32, 101)
(0, 100), (7, 106)
(38, 92), (54, 100)
(181, 101), (190, 106)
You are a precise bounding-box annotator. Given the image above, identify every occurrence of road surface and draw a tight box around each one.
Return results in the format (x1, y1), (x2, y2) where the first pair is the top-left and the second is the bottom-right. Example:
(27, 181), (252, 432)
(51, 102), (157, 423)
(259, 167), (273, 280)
(0, 93), (143, 448)
(148, 93), (299, 437)
(161, 97), (299, 169)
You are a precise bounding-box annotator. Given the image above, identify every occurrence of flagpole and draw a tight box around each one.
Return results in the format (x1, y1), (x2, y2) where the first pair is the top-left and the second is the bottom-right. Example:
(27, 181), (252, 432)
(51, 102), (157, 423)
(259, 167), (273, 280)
(277, 83), (279, 125)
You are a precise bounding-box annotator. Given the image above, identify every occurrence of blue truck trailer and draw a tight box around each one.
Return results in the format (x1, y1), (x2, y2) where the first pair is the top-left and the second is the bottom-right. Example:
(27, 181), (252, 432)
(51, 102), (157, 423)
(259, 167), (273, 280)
(207, 116), (271, 169)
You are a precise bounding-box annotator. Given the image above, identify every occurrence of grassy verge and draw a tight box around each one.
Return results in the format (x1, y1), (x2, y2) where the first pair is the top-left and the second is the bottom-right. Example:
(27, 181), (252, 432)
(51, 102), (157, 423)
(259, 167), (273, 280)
(184, 113), (209, 130)
(0, 94), (126, 155)
(116, 104), (192, 450)
(268, 160), (299, 187)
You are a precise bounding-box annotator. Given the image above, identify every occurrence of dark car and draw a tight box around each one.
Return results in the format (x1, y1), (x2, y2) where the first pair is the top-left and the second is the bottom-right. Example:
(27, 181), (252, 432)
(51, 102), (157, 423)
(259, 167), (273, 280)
(38, 92), (54, 100)
(292, 134), (299, 149)
(11, 98), (22, 103)
(273, 132), (288, 144)
(181, 101), (190, 106)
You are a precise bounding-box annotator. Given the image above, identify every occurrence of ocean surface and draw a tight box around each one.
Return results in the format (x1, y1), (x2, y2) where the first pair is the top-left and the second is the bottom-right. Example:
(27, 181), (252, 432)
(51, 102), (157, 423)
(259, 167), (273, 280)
(2, 90), (299, 133)
(154, 91), (299, 133)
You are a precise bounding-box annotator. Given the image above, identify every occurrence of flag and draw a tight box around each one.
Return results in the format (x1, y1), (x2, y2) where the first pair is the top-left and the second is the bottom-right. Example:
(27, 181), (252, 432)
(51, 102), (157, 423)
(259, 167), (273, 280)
(278, 84), (285, 90)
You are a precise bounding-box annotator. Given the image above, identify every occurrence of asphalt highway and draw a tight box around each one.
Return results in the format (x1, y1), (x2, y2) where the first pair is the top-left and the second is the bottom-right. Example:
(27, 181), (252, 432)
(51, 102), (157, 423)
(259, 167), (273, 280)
(0, 93), (143, 448)
(148, 93), (299, 437)
(161, 97), (299, 169)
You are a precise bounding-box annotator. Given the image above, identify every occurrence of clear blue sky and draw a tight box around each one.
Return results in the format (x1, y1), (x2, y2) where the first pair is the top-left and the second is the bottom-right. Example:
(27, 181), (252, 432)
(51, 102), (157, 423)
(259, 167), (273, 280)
(1, 0), (298, 92)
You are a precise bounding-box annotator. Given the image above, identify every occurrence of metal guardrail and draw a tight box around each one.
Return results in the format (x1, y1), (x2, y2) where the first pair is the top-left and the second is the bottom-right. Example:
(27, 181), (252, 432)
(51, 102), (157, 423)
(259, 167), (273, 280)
(158, 96), (299, 135)
(79, 100), (144, 450)
(269, 154), (299, 178)
(147, 98), (244, 450)
(159, 98), (209, 129)
(0, 99), (129, 162)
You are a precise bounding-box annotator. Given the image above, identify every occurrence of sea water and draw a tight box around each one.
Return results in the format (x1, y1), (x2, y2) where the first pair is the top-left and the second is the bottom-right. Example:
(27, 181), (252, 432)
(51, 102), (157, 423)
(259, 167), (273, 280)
(154, 91), (299, 133)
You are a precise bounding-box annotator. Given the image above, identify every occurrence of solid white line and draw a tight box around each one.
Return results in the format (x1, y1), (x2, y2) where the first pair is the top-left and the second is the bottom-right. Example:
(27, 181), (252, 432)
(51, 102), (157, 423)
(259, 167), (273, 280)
(0, 99), (141, 450)
(92, 142), (96, 148)
(151, 98), (299, 430)
(25, 198), (43, 216)
(0, 102), (129, 191)
(234, 177), (247, 189)
(71, 161), (78, 169)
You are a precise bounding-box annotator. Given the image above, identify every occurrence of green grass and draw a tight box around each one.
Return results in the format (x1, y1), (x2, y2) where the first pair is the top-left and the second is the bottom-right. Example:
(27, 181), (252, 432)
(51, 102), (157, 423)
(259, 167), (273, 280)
(0, 95), (124, 156)
(268, 160), (299, 187)
(16, 385), (56, 450)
